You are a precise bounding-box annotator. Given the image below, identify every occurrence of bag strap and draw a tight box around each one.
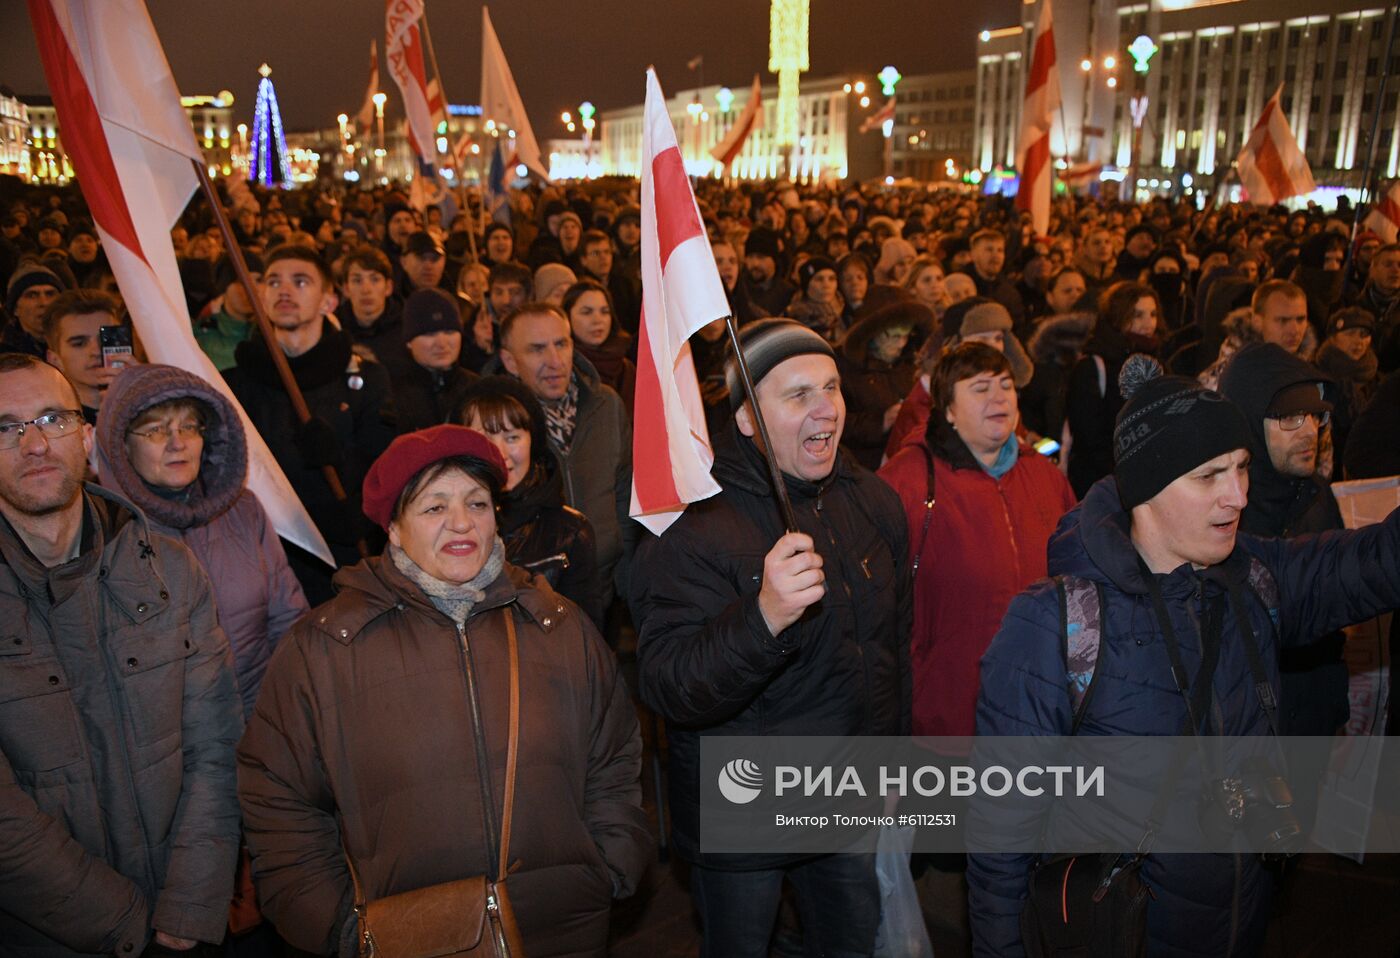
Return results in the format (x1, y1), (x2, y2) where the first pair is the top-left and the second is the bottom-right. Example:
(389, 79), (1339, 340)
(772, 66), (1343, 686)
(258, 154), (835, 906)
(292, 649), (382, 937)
(497, 609), (520, 881)
(1093, 354), (1106, 399)
(910, 443), (936, 580)
(1059, 575), (1107, 734)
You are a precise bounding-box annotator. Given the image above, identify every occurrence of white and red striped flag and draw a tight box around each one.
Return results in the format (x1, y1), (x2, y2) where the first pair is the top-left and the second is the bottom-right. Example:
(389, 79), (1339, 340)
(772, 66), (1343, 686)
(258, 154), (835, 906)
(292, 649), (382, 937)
(630, 68), (728, 535)
(859, 97), (895, 134)
(1015, 0), (1061, 236)
(385, 0), (437, 168)
(710, 74), (764, 172)
(1236, 86), (1315, 205)
(26, 0), (333, 565)
(1363, 181), (1400, 244)
(356, 39), (379, 132)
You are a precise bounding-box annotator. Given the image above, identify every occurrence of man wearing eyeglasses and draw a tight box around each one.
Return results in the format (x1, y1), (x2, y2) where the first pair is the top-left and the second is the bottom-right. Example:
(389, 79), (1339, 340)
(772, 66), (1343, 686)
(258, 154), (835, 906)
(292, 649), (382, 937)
(1220, 342), (1349, 739)
(0, 353), (242, 957)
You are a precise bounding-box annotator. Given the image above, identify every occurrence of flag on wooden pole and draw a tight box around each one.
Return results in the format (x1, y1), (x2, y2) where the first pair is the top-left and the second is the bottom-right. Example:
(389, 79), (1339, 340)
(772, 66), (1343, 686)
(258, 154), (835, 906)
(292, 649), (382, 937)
(630, 68), (729, 535)
(1363, 180), (1400, 244)
(710, 75), (764, 172)
(26, 0), (332, 564)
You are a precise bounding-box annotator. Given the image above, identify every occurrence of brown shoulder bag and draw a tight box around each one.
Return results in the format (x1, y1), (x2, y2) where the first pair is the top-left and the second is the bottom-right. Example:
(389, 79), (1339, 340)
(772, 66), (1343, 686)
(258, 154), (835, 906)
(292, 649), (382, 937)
(346, 609), (526, 958)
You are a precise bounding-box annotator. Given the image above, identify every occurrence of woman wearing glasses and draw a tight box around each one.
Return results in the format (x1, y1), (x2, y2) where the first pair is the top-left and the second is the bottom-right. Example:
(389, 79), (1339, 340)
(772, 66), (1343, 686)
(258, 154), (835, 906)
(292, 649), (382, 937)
(96, 363), (308, 719)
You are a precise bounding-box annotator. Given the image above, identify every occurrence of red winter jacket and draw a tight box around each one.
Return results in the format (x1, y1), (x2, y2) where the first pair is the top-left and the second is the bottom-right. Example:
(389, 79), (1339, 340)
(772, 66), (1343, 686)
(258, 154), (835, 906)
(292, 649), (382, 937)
(878, 432), (1076, 738)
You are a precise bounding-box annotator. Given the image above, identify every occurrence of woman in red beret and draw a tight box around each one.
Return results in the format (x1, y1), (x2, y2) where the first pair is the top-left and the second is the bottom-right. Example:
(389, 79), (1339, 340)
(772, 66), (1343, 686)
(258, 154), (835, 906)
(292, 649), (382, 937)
(237, 425), (652, 957)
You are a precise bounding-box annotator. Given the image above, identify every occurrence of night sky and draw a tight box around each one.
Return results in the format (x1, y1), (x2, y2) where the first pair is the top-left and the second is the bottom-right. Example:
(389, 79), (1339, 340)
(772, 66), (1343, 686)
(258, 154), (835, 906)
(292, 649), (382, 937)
(0, 0), (1016, 136)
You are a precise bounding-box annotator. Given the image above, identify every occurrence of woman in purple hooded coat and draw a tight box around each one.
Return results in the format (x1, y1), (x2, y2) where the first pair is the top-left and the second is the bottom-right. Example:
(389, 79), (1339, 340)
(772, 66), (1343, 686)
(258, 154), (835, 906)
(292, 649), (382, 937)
(97, 363), (308, 717)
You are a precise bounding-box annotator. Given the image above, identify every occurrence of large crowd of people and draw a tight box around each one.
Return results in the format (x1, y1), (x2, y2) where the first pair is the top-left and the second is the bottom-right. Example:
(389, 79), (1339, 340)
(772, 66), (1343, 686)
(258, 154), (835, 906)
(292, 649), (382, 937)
(1, 169), (1399, 957)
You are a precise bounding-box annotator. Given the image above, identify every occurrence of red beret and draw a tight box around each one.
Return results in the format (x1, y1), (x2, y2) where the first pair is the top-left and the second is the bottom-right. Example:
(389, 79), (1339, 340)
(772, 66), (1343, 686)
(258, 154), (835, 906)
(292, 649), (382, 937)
(361, 425), (508, 530)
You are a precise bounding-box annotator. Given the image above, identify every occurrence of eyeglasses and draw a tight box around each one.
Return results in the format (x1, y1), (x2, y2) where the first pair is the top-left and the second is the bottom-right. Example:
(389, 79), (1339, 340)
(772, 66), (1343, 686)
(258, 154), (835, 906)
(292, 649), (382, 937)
(1269, 410), (1330, 432)
(0, 410), (85, 449)
(129, 422), (205, 444)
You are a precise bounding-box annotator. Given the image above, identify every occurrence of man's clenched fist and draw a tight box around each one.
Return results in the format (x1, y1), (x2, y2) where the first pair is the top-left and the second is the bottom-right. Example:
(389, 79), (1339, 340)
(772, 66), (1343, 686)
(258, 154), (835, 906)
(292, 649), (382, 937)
(757, 532), (825, 636)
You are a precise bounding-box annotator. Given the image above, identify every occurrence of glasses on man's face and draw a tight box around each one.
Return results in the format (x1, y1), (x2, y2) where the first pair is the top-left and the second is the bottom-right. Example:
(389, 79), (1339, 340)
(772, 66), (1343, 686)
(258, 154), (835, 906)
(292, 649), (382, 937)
(0, 410), (85, 449)
(1270, 410), (1330, 432)
(128, 422), (205, 444)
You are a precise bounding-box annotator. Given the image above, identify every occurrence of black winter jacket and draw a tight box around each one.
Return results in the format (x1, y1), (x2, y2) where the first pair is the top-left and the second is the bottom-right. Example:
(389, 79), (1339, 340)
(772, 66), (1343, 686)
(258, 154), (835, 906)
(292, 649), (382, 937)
(500, 462), (604, 630)
(392, 362), (476, 433)
(630, 430), (911, 868)
(1219, 343), (1349, 736)
(1065, 322), (1134, 498)
(224, 321), (397, 595)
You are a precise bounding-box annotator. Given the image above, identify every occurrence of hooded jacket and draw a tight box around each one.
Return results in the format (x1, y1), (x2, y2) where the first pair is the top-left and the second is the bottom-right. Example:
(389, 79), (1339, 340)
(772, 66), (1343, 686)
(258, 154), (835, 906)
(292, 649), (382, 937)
(96, 364), (309, 718)
(1218, 343), (1348, 736)
(630, 429), (911, 868)
(0, 485), (243, 956)
(836, 304), (930, 470)
(237, 559), (651, 958)
(1020, 312), (1094, 440)
(967, 477), (1400, 957)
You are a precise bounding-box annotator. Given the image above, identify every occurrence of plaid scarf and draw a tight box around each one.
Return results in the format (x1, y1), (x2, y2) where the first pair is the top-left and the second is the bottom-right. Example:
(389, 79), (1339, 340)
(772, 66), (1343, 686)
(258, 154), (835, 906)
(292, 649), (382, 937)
(541, 374), (580, 455)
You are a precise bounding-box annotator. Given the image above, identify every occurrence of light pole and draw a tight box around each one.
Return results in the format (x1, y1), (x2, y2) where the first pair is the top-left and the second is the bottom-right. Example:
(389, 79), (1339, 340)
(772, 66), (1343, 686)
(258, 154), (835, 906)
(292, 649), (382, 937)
(878, 65), (901, 181)
(372, 92), (387, 179)
(579, 101), (596, 176)
(236, 123), (248, 170)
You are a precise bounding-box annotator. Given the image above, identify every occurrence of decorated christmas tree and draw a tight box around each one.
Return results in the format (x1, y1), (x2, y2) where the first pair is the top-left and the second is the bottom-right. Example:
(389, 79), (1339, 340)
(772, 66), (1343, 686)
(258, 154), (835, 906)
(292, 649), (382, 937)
(250, 63), (291, 187)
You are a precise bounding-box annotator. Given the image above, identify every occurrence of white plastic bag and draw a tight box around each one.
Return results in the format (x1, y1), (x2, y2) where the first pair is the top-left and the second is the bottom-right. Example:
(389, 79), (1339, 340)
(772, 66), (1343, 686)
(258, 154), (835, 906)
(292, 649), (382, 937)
(872, 824), (935, 958)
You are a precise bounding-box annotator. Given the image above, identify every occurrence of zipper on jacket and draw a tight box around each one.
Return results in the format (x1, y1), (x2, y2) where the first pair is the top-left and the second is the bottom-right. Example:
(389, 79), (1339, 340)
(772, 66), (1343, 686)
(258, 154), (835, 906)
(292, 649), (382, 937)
(456, 622), (503, 877)
(487, 886), (511, 955)
(814, 492), (873, 726)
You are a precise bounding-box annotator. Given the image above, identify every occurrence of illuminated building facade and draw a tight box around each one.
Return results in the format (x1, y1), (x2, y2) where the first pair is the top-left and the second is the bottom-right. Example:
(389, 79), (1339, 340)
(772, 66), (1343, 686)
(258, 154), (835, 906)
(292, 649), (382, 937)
(0, 87), (28, 181)
(889, 70), (978, 181)
(22, 97), (69, 185)
(975, 0), (1400, 190)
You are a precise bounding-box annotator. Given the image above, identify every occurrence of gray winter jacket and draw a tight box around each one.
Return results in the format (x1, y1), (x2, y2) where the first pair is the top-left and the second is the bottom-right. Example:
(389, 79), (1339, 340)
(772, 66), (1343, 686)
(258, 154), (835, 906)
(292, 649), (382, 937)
(0, 485), (244, 956)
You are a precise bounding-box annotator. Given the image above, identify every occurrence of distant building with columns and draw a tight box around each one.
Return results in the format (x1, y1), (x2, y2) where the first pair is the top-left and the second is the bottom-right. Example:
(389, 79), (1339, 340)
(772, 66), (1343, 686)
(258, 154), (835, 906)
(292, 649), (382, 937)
(974, 0), (1400, 193)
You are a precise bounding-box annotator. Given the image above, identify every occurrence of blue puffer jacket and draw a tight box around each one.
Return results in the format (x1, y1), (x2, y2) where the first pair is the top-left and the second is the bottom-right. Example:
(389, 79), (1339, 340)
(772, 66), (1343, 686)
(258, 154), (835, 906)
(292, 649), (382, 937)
(968, 477), (1400, 958)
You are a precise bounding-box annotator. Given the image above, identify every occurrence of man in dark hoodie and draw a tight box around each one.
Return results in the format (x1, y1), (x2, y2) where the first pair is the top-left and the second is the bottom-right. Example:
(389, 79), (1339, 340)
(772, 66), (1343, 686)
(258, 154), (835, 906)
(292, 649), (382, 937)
(1219, 342), (1349, 738)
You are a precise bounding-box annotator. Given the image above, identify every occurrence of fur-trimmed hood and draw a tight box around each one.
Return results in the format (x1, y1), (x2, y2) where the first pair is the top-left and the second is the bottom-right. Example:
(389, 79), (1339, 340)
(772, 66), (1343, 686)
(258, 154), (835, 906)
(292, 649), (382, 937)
(1027, 312), (1095, 367)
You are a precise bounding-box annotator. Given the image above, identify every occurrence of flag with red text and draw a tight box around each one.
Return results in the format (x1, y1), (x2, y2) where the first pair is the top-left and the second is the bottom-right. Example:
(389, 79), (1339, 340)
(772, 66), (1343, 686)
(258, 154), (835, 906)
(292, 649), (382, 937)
(385, 0), (436, 168)
(26, 0), (332, 565)
(1363, 181), (1400, 244)
(1015, 0), (1061, 236)
(710, 74), (764, 172)
(1236, 86), (1315, 205)
(630, 68), (727, 535)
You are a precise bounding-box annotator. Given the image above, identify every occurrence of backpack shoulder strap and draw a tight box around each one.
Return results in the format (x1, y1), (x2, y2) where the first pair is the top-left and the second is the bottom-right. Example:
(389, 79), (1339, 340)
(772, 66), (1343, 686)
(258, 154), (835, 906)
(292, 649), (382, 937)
(1058, 574), (1107, 734)
(1244, 556), (1280, 621)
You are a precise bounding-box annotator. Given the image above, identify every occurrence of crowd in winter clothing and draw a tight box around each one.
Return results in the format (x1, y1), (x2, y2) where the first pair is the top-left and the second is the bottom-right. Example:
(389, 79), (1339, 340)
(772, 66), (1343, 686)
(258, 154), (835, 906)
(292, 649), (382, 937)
(3, 172), (1400, 957)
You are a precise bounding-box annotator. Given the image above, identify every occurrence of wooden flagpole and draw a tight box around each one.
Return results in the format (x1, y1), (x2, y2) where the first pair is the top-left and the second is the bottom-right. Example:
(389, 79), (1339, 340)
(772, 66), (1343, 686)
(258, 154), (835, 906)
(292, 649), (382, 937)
(191, 161), (367, 558)
(721, 314), (800, 533)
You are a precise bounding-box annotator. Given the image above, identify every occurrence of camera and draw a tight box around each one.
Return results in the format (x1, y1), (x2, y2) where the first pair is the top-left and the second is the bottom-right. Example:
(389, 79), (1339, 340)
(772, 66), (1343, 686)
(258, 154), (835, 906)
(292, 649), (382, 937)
(1197, 756), (1303, 861)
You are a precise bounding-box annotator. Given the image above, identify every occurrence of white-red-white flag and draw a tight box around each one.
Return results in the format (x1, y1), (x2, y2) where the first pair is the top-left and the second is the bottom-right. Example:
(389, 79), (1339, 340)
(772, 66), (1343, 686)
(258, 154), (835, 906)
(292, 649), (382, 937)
(356, 39), (379, 131)
(480, 6), (549, 183)
(710, 74), (764, 172)
(1363, 181), (1400, 244)
(630, 69), (728, 535)
(385, 0), (436, 168)
(1236, 86), (1315, 205)
(1015, 0), (1061, 236)
(26, 0), (333, 565)
(859, 97), (895, 134)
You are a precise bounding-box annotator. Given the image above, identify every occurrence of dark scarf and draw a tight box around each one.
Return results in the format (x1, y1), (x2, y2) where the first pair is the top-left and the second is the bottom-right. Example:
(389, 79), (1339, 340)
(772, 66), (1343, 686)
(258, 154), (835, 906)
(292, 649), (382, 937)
(234, 317), (352, 391)
(575, 331), (632, 395)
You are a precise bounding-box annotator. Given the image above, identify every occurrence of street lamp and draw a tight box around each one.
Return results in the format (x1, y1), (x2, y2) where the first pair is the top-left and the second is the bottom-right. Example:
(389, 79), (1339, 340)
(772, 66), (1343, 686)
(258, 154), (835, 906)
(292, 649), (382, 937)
(236, 122), (248, 168)
(579, 101), (597, 175)
(372, 92), (387, 178)
(717, 87), (734, 113)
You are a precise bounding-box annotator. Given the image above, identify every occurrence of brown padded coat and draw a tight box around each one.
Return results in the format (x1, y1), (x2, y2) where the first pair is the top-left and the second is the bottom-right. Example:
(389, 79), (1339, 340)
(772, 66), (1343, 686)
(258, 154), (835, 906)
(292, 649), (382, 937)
(236, 555), (651, 958)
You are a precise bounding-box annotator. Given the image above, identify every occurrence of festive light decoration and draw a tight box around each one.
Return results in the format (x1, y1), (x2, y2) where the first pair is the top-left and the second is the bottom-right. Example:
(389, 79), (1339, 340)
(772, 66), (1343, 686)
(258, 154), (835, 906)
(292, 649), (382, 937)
(1128, 35), (1159, 73)
(768, 0), (809, 148)
(716, 87), (734, 113)
(250, 63), (291, 187)
(878, 65), (902, 97)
